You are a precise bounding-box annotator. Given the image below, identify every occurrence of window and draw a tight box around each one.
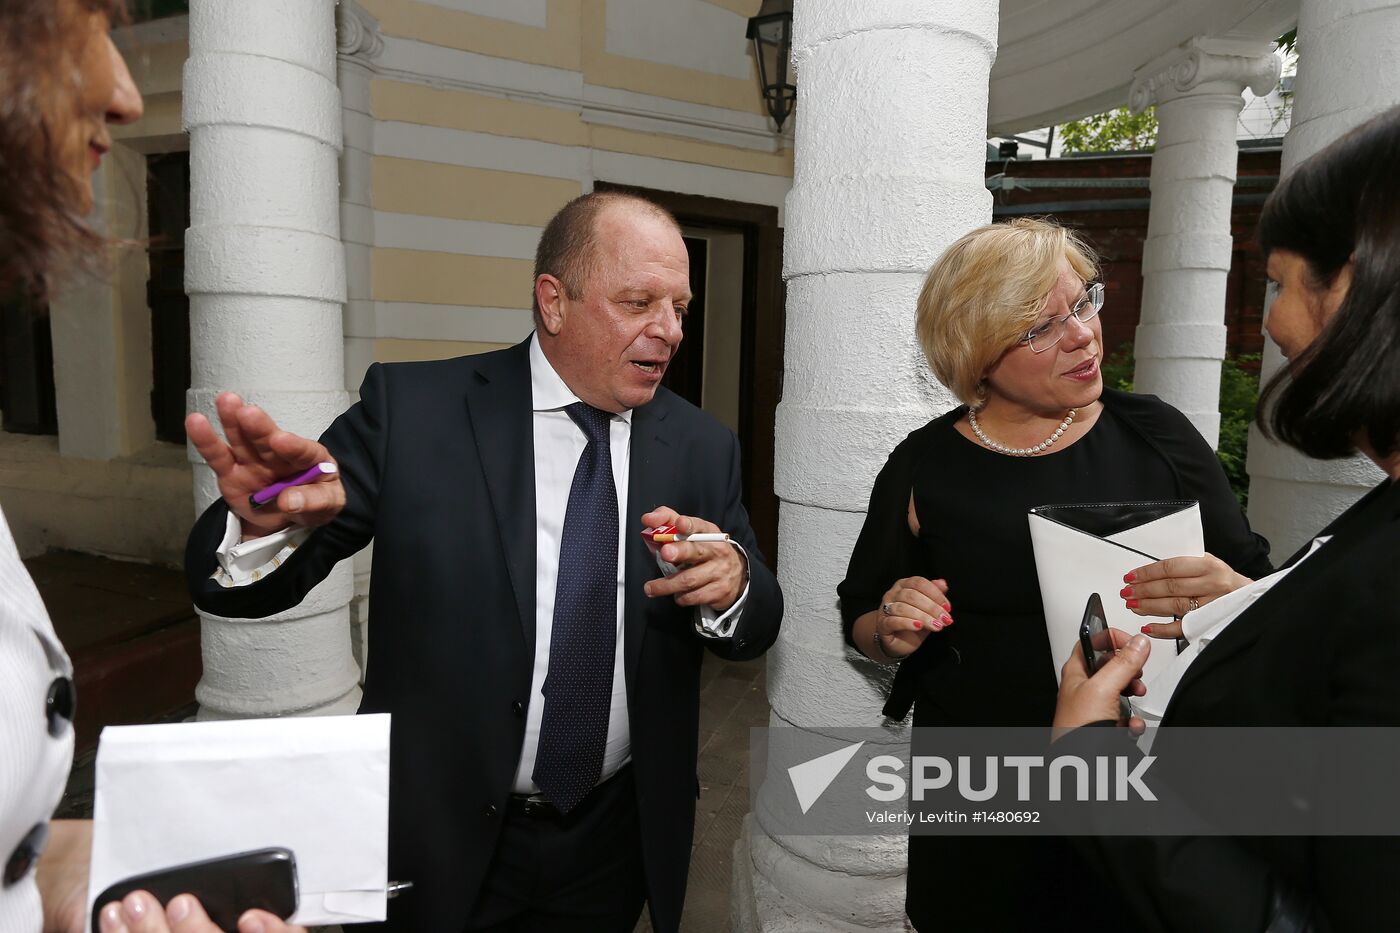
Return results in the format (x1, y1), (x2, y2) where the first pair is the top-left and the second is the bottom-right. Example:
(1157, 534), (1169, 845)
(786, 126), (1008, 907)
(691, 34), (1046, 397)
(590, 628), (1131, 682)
(128, 0), (189, 23)
(146, 152), (191, 444)
(0, 288), (58, 435)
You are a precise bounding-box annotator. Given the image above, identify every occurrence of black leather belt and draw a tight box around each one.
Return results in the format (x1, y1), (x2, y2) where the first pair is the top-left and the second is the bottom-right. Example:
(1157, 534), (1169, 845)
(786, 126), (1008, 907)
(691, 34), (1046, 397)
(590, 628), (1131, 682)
(507, 794), (562, 819)
(507, 765), (632, 820)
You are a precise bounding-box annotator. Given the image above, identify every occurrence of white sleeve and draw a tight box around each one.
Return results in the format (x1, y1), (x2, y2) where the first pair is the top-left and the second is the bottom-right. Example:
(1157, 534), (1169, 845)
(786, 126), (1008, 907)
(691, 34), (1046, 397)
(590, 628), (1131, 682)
(211, 513), (312, 588)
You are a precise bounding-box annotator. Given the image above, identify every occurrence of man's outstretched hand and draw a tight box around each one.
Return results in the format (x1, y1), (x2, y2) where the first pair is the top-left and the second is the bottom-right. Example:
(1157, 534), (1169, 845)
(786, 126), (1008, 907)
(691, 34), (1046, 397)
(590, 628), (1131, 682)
(185, 393), (345, 538)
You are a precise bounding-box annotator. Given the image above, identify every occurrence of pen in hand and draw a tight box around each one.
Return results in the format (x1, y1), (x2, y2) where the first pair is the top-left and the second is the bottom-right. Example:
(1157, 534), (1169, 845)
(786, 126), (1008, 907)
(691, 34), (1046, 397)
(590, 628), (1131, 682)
(250, 462), (338, 510)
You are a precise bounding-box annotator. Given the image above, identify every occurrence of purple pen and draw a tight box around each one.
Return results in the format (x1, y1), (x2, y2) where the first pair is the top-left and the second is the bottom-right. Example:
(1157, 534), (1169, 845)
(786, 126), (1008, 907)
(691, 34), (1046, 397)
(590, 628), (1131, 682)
(249, 462), (338, 509)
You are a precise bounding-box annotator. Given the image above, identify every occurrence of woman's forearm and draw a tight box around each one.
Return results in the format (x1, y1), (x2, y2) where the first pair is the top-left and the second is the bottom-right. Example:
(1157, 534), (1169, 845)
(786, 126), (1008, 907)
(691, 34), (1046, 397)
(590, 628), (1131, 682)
(39, 819), (92, 933)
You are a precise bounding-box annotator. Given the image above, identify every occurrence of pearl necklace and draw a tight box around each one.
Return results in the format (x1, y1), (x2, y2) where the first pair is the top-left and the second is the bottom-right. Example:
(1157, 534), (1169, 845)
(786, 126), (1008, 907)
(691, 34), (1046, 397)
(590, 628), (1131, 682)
(968, 407), (1076, 457)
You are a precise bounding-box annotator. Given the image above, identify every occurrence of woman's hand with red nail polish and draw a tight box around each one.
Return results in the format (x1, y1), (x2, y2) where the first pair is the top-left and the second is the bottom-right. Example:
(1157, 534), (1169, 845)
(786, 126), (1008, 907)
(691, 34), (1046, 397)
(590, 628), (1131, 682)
(1122, 554), (1252, 621)
(860, 576), (953, 661)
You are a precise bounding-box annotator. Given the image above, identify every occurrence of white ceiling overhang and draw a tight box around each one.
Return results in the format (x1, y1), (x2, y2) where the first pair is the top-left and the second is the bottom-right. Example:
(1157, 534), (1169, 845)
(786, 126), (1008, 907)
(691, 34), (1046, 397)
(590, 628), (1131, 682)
(989, 0), (1299, 133)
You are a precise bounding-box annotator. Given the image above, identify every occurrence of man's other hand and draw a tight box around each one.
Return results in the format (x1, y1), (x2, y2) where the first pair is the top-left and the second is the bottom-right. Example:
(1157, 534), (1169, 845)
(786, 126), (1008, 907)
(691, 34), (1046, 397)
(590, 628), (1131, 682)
(640, 506), (746, 612)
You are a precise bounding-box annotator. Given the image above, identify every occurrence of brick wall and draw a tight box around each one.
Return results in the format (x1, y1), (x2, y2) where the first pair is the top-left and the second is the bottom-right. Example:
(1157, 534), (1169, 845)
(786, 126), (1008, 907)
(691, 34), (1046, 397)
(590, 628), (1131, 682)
(986, 147), (1282, 370)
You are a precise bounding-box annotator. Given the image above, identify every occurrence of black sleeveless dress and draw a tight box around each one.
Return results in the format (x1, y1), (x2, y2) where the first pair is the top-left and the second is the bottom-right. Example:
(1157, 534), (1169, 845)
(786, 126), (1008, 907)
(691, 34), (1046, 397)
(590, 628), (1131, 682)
(839, 389), (1272, 931)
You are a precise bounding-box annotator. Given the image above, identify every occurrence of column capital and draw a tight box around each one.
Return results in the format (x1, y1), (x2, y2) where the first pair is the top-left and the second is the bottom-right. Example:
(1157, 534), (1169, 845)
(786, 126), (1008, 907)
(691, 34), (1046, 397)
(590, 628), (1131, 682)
(336, 0), (383, 63)
(1130, 37), (1280, 113)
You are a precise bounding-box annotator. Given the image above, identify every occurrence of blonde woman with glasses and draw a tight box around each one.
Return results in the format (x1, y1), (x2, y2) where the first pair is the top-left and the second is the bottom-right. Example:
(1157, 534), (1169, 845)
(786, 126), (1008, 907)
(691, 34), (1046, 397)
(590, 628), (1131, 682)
(837, 217), (1272, 931)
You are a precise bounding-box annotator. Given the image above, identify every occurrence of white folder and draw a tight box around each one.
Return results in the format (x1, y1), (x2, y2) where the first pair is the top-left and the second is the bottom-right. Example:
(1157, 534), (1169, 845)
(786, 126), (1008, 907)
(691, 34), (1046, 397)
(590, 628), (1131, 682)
(88, 713), (391, 926)
(1028, 501), (1204, 685)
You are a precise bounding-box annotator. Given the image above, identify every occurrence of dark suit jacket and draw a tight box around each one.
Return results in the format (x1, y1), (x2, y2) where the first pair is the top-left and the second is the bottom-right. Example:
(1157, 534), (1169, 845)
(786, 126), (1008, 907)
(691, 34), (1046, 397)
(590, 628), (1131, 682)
(185, 340), (783, 932)
(1080, 476), (1400, 932)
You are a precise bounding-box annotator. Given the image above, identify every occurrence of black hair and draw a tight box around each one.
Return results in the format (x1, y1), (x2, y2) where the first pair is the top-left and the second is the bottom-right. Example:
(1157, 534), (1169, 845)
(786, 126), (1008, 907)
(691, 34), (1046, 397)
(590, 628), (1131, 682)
(1256, 103), (1400, 460)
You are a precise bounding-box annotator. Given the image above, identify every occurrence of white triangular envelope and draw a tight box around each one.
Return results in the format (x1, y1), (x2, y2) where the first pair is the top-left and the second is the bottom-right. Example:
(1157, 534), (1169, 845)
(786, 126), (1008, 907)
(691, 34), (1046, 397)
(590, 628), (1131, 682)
(1028, 501), (1204, 686)
(88, 714), (391, 926)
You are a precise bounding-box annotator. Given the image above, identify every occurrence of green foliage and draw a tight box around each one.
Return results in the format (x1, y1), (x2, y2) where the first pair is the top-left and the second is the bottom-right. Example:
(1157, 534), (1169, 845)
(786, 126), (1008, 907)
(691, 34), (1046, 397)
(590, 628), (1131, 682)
(1216, 354), (1261, 509)
(1098, 344), (1259, 507)
(1100, 343), (1136, 392)
(1058, 107), (1159, 154)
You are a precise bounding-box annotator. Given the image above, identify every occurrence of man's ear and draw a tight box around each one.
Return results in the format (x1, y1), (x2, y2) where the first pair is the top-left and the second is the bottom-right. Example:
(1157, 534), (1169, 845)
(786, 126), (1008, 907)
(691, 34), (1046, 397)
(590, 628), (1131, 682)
(535, 274), (567, 336)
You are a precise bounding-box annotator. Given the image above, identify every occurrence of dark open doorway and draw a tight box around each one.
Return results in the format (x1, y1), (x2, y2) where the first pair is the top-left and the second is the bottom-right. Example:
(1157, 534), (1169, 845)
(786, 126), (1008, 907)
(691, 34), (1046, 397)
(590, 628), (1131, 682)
(663, 236), (709, 407)
(594, 183), (785, 567)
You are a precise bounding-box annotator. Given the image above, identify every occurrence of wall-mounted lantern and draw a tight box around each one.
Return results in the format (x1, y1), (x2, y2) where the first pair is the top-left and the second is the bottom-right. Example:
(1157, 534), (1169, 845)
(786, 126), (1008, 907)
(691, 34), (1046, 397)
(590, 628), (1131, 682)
(746, 0), (795, 131)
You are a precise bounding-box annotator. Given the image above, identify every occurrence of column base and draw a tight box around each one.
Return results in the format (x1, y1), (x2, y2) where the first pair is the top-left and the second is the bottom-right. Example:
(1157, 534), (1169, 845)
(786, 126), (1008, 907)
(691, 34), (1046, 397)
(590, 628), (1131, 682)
(731, 815), (911, 932)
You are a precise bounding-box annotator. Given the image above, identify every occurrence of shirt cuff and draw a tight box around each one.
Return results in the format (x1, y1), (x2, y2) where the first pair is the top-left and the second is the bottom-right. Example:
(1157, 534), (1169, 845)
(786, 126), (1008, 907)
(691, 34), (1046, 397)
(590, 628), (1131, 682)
(694, 541), (750, 640)
(212, 513), (311, 588)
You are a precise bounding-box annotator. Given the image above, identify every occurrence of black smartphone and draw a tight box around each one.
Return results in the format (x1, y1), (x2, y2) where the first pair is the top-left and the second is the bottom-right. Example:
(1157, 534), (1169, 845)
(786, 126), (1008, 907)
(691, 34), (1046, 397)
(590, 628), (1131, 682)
(90, 847), (298, 933)
(1078, 593), (1113, 673)
(1078, 593), (1132, 720)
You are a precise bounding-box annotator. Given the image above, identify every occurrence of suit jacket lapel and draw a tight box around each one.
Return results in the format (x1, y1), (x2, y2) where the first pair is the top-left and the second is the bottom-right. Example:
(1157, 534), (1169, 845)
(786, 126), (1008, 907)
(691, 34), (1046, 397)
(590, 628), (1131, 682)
(624, 394), (675, 695)
(462, 340), (537, 655)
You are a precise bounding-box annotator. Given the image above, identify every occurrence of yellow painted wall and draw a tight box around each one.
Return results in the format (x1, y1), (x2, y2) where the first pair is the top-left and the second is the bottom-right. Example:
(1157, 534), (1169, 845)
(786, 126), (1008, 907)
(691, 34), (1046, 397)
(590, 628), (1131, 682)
(363, 0), (793, 367)
(360, 0), (766, 113)
(372, 339), (511, 362)
(373, 250), (536, 307)
(372, 157), (581, 225)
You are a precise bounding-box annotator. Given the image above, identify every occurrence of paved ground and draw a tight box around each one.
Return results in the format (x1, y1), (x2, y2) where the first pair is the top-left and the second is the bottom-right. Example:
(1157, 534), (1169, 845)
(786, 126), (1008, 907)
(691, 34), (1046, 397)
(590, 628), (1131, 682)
(634, 652), (769, 933)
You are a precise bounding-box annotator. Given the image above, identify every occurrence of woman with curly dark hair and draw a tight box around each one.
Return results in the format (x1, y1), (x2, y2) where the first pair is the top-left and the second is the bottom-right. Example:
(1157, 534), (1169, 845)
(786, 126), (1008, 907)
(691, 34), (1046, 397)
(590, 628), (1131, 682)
(0, 0), (141, 294)
(0, 4), (300, 933)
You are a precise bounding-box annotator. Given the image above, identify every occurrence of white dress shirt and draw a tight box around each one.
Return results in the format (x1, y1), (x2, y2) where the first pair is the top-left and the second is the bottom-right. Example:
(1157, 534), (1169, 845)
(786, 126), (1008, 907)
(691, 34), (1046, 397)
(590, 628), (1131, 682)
(213, 335), (748, 796)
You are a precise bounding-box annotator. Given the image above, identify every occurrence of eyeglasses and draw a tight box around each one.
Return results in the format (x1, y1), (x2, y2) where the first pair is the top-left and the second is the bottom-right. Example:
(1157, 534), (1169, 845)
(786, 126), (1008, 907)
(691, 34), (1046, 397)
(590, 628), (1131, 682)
(1020, 282), (1105, 353)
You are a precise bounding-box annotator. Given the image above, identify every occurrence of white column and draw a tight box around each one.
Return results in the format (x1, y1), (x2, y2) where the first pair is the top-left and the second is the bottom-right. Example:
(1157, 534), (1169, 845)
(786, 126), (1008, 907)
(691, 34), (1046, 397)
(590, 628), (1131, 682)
(1246, 0), (1398, 557)
(336, 0), (383, 682)
(734, 2), (997, 929)
(184, 0), (361, 719)
(1129, 38), (1280, 449)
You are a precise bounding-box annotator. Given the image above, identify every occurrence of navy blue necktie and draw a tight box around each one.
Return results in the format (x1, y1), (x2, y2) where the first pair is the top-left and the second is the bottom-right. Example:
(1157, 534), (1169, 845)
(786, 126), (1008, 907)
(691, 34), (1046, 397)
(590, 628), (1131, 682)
(533, 402), (620, 813)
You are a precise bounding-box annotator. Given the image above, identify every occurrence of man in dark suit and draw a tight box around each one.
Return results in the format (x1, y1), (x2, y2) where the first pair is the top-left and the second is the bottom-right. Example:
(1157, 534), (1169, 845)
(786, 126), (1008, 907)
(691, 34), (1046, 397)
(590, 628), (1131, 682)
(183, 192), (783, 932)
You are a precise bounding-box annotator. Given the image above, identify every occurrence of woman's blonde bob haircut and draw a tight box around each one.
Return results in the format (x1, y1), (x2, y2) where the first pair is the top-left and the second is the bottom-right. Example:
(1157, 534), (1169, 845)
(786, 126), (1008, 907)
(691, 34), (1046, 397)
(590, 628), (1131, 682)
(915, 217), (1100, 407)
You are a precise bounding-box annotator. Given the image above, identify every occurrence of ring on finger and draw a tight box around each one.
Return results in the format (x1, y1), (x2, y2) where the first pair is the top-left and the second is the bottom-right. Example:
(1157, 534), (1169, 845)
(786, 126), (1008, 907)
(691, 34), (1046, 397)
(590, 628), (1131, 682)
(1187, 597), (1200, 613)
(881, 602), (894, 616)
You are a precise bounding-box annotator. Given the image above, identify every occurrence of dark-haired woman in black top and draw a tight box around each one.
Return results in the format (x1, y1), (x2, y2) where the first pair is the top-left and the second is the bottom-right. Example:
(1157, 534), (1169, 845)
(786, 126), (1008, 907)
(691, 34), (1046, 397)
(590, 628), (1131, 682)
(1055, 103), (1400, 933)
(839, 218), (1271, 931)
